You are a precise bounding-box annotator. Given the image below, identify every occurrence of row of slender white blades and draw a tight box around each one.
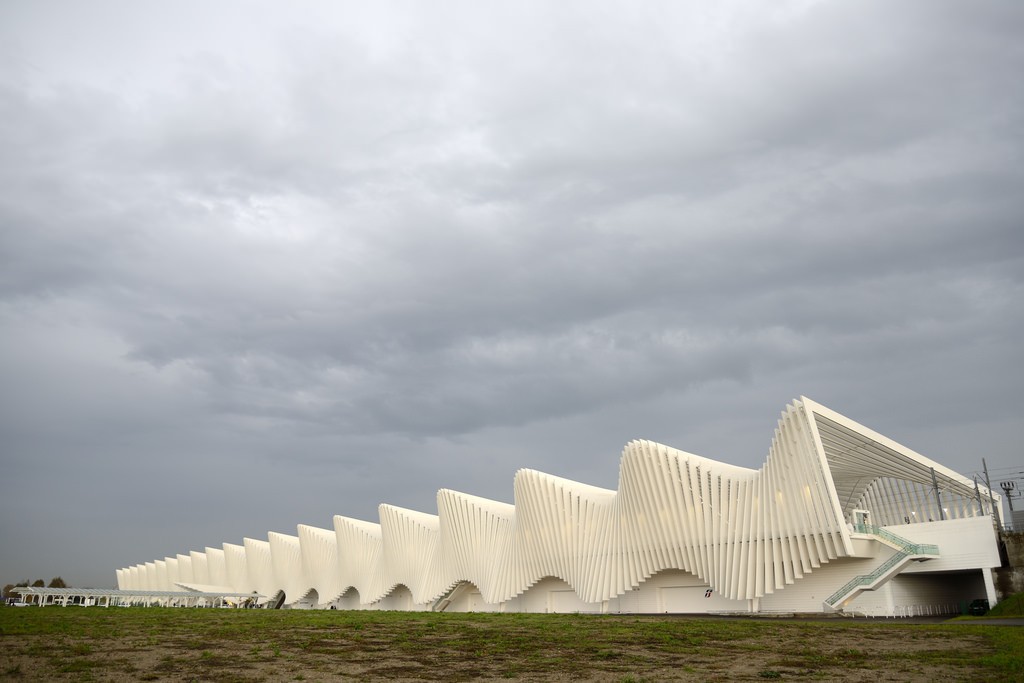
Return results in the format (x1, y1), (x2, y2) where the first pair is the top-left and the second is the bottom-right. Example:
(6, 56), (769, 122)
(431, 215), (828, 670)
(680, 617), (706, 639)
(117, 399), (850, 606)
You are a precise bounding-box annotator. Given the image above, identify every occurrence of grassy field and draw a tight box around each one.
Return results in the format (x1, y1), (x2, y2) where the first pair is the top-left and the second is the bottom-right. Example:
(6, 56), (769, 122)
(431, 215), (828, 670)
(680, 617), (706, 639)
(1, 607), (1021, 681)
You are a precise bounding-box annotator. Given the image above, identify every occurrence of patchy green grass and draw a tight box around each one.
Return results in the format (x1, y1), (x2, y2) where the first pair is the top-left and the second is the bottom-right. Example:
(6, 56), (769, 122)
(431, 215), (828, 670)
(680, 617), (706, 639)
(0, 606), (1020, 681)
(987, 592), (1024, 617)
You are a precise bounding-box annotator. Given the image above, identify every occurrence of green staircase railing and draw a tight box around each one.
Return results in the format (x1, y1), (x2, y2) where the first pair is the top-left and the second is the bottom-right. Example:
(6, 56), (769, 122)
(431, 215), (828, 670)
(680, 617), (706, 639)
(853, 524), (939, 556)
(826, 526), (939, 607)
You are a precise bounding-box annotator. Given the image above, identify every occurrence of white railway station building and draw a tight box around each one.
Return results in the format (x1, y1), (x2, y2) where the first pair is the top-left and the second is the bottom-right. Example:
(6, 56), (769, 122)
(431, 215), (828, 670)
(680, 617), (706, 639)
(116, 397), (1003, 616)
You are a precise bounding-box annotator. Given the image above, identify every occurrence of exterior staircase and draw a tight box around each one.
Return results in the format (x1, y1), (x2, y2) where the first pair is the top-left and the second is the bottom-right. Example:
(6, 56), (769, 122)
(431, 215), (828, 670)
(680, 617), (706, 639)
(432, 582), (470, 612)
(824, 525), (939, 610)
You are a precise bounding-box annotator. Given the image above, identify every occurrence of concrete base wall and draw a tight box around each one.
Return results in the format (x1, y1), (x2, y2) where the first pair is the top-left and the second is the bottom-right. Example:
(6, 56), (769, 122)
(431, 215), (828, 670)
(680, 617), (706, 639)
(1000, 531), (1024, 566)
(993, 567), (1024, 600)
(991, 531), (1024, 601)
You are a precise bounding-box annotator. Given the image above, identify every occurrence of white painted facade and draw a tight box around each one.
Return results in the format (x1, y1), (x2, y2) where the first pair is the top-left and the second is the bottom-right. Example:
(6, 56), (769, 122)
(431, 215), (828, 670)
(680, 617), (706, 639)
(116, 398), (1003, 614)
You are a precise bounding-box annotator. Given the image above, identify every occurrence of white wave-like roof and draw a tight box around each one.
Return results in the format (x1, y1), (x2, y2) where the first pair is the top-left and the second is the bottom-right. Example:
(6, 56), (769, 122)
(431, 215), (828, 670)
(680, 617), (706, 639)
(116, 397), (998, 605)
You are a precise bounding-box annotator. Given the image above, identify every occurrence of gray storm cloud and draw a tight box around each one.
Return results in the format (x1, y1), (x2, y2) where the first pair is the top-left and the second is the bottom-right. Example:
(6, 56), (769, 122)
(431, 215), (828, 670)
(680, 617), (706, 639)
(0, 0), (1021, 587)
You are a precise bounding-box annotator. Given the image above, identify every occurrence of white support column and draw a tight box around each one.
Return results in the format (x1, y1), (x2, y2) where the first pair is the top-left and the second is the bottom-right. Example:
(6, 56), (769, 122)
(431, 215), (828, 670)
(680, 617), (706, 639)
(982, 569), (998, 607)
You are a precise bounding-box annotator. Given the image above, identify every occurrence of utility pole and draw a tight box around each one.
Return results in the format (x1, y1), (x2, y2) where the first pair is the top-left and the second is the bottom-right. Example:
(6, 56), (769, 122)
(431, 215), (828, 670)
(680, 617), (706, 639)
(1000, 481), (1016, 512)
(982, 458), (1002, 528)
(931, 468), (945, 520)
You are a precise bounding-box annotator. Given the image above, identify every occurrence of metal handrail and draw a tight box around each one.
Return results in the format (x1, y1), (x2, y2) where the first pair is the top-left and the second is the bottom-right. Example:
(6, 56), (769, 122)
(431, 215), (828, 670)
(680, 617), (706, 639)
(828, 526), (940, 606)
(852, 524), (939, 556)
(826, 551), (907, 605)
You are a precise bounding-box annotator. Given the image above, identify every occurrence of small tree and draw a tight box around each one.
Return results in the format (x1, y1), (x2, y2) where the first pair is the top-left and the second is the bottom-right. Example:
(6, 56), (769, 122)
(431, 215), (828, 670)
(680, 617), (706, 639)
(2, 584), (14, 599)
(48, 577), (67, 588)
(31, 579), (44, 587)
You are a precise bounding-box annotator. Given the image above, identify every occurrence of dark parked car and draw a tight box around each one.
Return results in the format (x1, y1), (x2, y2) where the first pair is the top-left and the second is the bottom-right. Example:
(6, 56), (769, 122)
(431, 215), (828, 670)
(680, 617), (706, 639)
(967, 599), (990, 616)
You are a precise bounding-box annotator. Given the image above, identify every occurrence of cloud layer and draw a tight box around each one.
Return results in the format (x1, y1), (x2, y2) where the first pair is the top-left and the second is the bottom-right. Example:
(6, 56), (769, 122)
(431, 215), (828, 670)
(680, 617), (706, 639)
(1, 0), (1022, 587)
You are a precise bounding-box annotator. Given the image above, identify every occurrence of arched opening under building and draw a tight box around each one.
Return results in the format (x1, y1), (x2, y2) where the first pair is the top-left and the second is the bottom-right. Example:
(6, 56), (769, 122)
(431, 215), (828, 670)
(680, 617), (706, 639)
(264, 590), (286, 609)
(504, 576), (601, 613)
(604, 568), (750, 614)
(434, 581), (500, 612)
(289, 588), (318, 609)
(375, 584), (416, 611)
(333, 587), (364, 610)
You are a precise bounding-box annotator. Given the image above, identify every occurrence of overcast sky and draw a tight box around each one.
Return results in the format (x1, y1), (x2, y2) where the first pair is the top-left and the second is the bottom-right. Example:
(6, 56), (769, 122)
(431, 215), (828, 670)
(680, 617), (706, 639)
(1, 0), (1021, 588)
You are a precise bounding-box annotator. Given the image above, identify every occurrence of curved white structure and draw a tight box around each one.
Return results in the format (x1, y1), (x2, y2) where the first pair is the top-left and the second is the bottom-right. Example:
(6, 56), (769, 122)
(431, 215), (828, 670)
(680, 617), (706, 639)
(116, 398), (1003, 614)
(223, 543), (249, 594)
(207, 547), (227, 588)
(269, 532), (312, 607)
(297, 525), (342, 607)
(243, 537), (276, 603)
(334, 515), (383, 605)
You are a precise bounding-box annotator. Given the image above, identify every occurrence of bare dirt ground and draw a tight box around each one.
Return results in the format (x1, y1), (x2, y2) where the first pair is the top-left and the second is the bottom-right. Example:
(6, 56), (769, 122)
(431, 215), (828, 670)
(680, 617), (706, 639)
(1, 608), (1019, 682)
